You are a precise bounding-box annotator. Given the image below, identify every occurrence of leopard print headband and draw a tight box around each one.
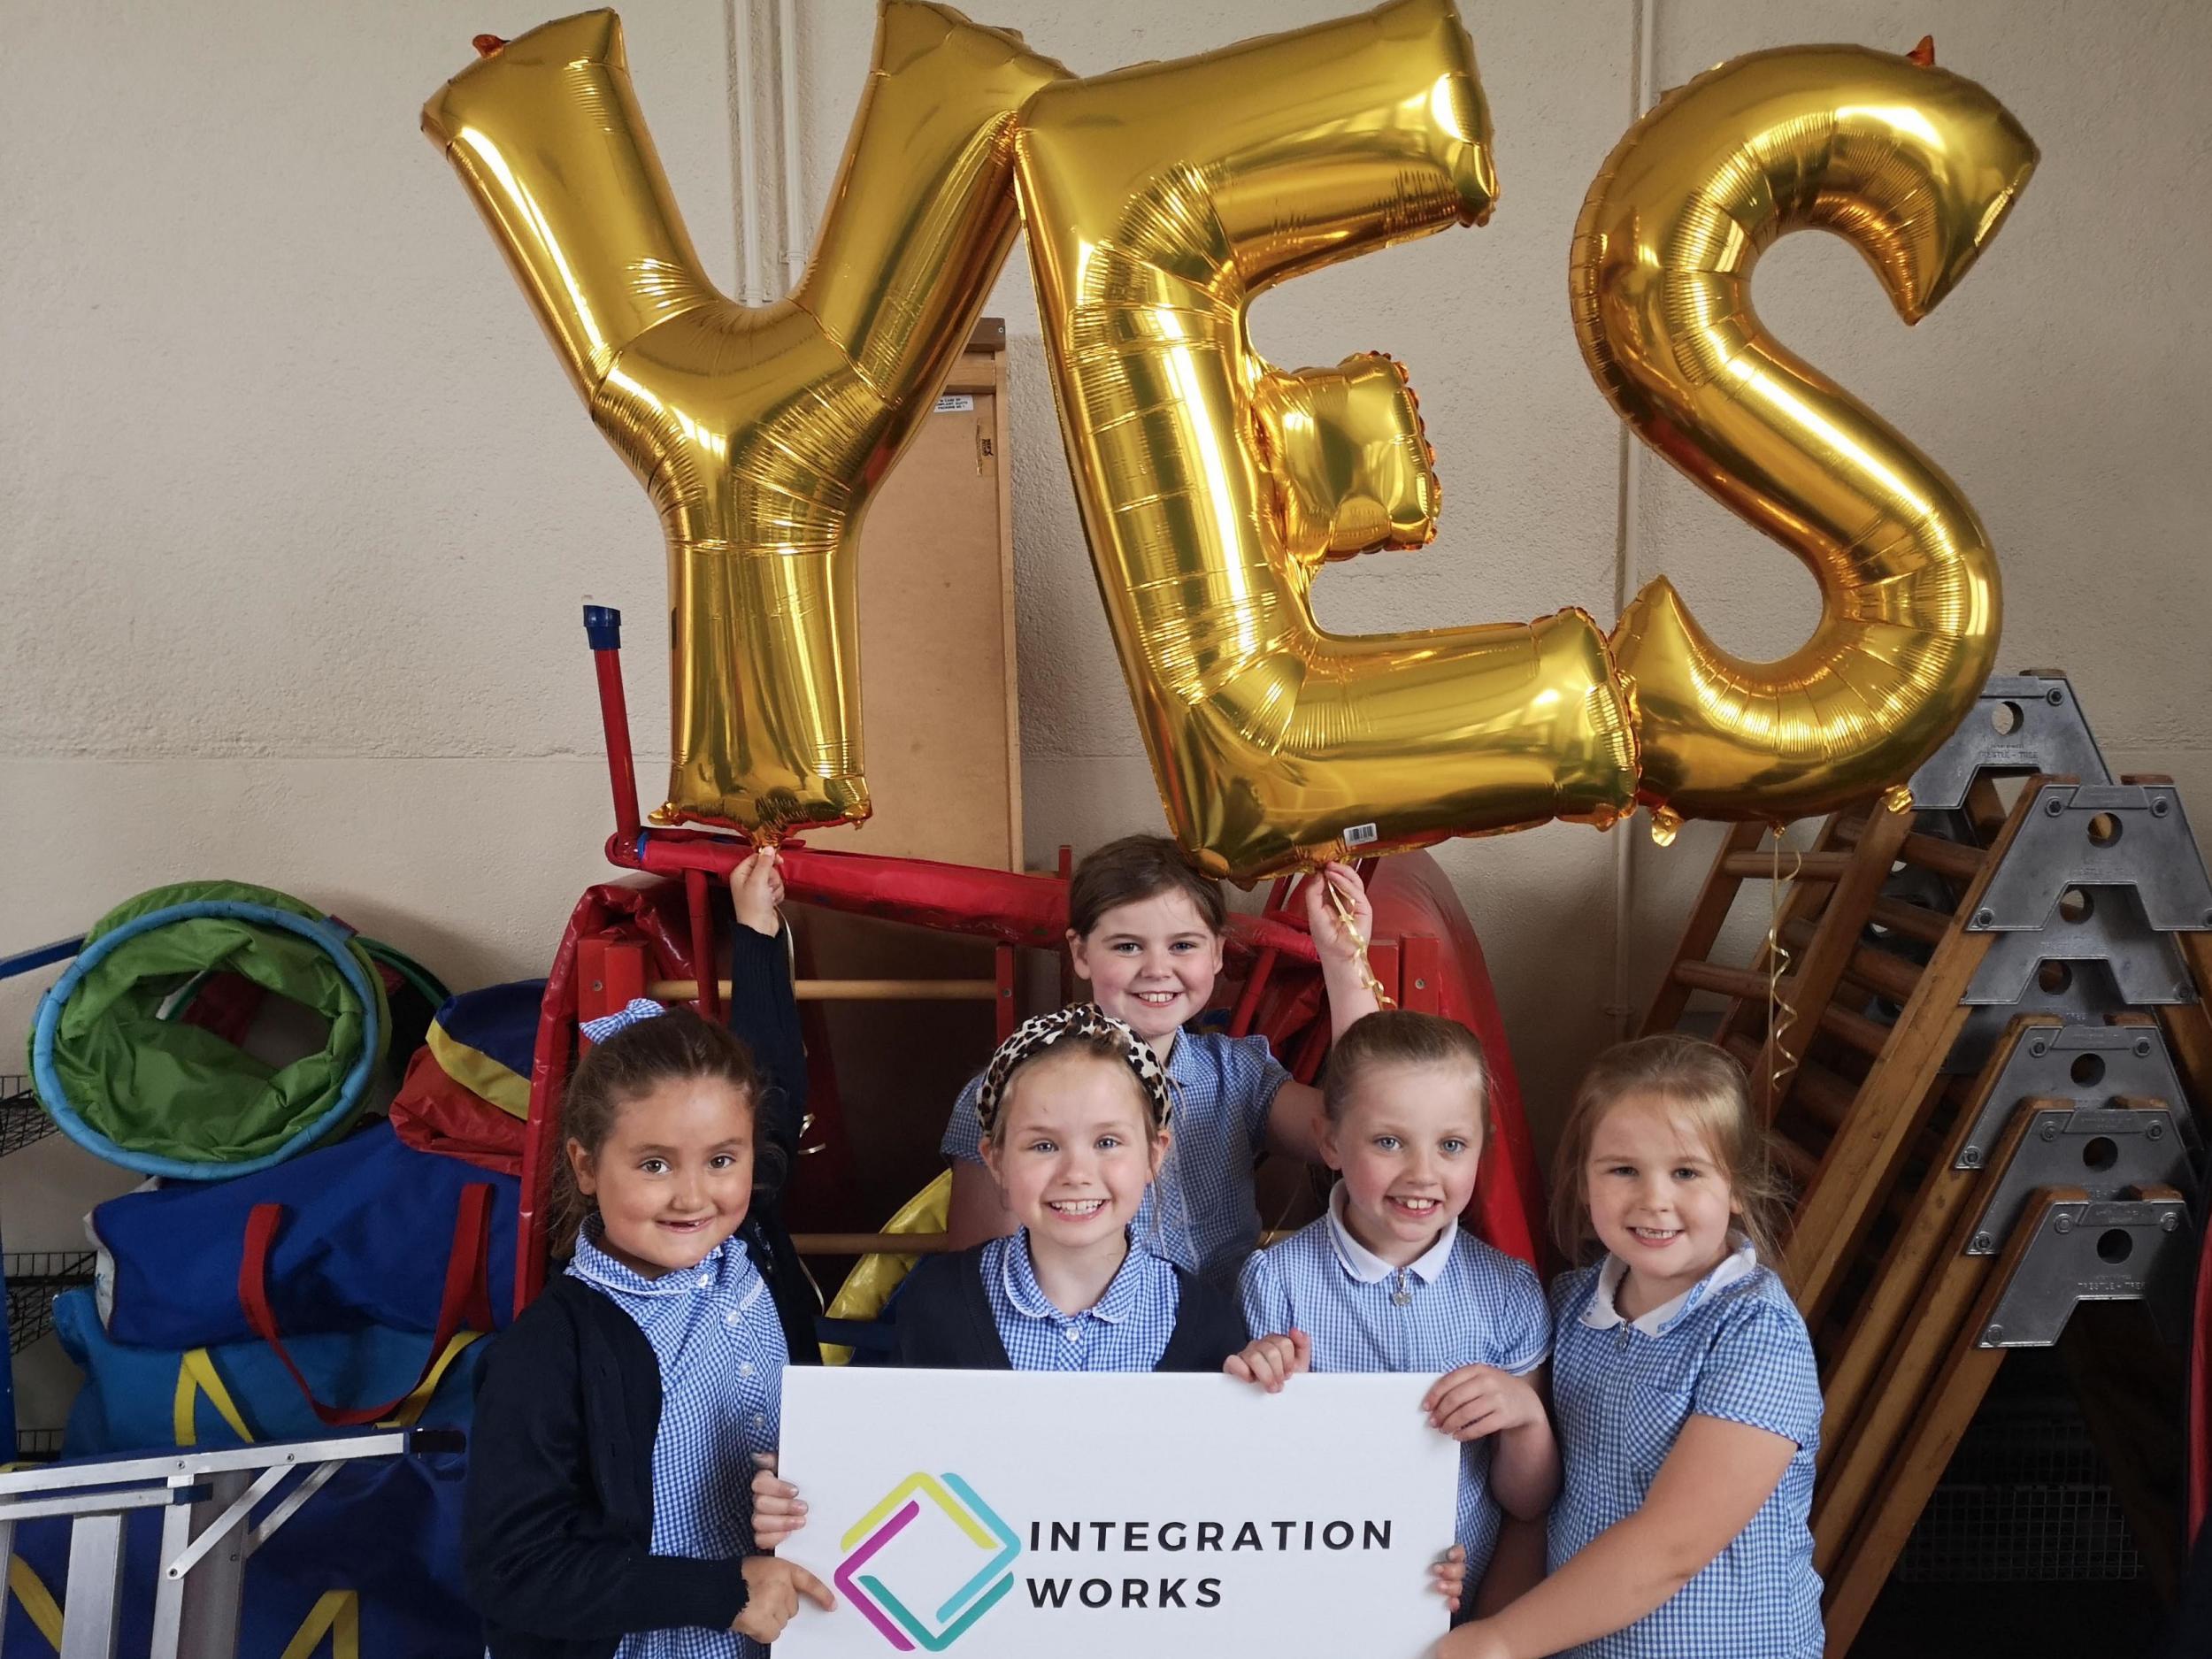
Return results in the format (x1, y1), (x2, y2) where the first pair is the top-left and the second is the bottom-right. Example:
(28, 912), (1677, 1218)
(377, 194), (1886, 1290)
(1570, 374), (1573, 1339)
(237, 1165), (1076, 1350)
(973, 1003), (1173, 1139)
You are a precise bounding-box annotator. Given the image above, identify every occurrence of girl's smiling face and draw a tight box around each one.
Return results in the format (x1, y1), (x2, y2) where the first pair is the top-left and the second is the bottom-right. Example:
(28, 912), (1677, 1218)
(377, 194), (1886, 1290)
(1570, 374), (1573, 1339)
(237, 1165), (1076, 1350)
(1066, 889), (1225, 1046)
(1583, 1089), (1741, 1312)
(1323, 1059), (1486, 1267)
(980, 1049), (1168, 1254)
(567, 1075), (756, 1279)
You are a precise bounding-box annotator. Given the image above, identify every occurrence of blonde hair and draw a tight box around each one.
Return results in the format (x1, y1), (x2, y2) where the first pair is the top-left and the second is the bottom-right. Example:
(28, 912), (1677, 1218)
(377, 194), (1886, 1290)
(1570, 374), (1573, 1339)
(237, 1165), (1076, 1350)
(1323, 1010), (1488, 1134)
(1548, 1034), (1787, 1271)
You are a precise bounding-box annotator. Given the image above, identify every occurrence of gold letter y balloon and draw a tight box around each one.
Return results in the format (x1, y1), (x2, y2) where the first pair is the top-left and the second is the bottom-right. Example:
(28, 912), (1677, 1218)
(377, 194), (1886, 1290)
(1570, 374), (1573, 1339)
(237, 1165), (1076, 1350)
(1016, 0), (1639, 880)
(425, 7), (1065, 834)
(1574, 45), (2036, 829)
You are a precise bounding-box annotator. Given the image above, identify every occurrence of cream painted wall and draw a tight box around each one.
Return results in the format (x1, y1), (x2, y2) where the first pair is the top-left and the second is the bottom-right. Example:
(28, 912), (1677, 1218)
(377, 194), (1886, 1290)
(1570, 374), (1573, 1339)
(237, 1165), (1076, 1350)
(4, 2), (2208, 1300)
(0, 0), (743, 1424)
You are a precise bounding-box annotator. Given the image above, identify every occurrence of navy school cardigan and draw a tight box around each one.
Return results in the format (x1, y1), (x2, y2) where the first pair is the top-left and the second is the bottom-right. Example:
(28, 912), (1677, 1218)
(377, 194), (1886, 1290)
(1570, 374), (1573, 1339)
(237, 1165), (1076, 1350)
(891, 1243), (1248, 1371)
(465, 925), (818, 1659)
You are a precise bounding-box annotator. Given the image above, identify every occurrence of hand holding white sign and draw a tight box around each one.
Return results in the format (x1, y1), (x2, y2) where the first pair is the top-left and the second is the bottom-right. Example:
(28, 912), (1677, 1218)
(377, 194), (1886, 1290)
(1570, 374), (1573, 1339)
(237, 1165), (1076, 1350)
(752, 1452), (808, 1551)
(1223, 1329), (1311, 1393)
(734, 1556), (835, 1644)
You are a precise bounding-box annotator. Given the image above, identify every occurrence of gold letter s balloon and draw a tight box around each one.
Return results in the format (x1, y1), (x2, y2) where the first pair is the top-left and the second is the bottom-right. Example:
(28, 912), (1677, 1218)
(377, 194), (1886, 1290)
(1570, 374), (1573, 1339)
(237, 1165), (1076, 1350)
(1573, 45), (2037, 829)
(1016, 0), (1640, 880)
(424, 7), (1065, 835)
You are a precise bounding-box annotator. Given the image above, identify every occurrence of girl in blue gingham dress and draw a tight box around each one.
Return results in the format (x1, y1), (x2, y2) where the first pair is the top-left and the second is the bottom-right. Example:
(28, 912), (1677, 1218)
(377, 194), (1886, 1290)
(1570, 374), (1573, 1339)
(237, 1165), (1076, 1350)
(1440, 1035), (1823, 1659)
(465, 852), (833, 1659)
(1229, 1011), (1557, 1624)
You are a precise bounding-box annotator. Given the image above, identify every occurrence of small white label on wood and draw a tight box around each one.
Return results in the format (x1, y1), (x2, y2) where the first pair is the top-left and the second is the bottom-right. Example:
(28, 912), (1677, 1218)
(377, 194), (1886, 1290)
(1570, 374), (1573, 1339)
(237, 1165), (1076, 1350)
(934, 394), (975, 413)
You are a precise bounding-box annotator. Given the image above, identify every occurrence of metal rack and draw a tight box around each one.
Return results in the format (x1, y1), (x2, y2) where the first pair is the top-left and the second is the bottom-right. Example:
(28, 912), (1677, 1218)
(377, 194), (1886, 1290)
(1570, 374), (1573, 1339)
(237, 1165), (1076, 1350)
(0, 1074), (59, 1160)
(14, 1427), (67, 1463)
(0, 944), (91, 1467)
(6, 1250), (96, 1356)
(1893, 1373), (2143, 1586)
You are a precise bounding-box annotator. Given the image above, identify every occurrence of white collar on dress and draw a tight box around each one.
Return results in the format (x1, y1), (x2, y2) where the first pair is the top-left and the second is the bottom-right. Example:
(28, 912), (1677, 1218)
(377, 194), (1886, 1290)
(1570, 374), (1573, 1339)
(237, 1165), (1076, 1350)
(1325, 1182), (1457, 1286)
(1000, 1230), (1154, 1325)
(568, 1227), (737, 1298)
(1580, 1240), (1757, 1337)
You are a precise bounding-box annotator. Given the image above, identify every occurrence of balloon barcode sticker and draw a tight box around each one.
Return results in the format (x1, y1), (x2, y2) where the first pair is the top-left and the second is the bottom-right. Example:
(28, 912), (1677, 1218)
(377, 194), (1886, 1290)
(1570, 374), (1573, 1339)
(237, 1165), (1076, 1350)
(1341, 824), (1379, 849)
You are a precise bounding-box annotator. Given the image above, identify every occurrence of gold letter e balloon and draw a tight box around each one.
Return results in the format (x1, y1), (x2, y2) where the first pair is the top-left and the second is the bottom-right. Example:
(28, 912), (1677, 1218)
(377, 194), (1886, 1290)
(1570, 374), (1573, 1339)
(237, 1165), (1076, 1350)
(1018, 0), (1641, 879)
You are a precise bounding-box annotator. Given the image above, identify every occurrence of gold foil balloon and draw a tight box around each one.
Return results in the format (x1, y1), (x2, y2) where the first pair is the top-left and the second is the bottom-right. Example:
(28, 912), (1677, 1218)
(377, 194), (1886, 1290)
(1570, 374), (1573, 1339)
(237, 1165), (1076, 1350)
(1016, 0), (1639, 881)
(424, 6), (1065, 835)
(1572, 44), (2036, 826)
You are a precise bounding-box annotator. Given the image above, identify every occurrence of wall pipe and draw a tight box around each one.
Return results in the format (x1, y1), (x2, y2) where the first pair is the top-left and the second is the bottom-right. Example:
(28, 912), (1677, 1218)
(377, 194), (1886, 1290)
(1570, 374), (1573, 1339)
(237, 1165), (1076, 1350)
(775, 0), (807, 288)
(728, 0), (766, 303)
(1608, 0), (1662, 1039)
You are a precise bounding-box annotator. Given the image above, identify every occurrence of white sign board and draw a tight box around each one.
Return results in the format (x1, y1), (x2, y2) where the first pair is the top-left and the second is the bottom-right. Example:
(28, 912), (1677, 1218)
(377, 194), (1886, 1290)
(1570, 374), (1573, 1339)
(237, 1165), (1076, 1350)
(777, 1368), (1457, 1659)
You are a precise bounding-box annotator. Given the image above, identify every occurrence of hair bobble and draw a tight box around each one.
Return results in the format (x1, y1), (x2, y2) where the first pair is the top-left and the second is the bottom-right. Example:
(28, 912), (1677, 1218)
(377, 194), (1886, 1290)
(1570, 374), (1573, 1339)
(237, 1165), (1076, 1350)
(580, 997), (667, 1044)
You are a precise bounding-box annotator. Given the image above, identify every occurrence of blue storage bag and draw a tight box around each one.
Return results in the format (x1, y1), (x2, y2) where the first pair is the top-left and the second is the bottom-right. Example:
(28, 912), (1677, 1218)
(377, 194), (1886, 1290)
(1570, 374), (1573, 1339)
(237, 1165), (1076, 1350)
(53, 1290), (487, 1457)
(94, 1122), (517, 1348)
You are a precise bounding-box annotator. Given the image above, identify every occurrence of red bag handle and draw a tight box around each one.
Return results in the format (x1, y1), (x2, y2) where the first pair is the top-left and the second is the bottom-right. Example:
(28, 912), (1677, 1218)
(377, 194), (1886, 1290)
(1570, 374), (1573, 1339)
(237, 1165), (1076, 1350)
(240, 1183), (495, 1426)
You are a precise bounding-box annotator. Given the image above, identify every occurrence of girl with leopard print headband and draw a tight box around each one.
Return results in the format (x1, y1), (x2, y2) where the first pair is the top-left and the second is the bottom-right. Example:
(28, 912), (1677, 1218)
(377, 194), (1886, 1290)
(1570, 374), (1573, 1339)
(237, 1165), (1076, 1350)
(749, 1004), (1248, 1554)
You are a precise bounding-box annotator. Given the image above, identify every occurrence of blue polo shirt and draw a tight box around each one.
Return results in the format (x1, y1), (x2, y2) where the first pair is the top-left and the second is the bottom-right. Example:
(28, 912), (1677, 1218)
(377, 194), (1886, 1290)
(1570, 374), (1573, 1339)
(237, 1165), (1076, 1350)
(1239, 1187), (1549, 1598)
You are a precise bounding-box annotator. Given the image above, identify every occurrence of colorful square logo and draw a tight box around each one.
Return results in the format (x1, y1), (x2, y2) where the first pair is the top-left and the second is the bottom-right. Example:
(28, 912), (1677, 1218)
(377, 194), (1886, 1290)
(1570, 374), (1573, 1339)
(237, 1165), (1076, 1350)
(834, 1472), (1020, 1651)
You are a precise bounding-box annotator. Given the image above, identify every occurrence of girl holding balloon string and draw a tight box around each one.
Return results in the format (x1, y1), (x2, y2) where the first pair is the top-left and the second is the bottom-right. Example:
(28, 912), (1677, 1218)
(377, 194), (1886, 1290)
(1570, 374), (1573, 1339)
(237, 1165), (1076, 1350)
(938, 833), (1385, 1293)
(465, 851), (832, 1659)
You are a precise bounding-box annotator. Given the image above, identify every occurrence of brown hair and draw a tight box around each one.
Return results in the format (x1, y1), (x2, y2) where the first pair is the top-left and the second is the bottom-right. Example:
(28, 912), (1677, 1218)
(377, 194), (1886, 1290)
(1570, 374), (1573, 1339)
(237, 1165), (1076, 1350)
(1548, 1034), (1787, 1271)
(549, 1008), (764, 1256)
(1322, 1010), (1489, 1130)
(1067, 834), (1227, 940)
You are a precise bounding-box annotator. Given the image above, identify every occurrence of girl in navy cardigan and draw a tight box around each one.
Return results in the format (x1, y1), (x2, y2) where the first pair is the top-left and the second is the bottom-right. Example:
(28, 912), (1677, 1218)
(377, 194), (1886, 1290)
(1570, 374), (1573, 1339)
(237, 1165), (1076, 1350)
(750, 1003), (1245, 1548)
(465, 851), (832, 1659)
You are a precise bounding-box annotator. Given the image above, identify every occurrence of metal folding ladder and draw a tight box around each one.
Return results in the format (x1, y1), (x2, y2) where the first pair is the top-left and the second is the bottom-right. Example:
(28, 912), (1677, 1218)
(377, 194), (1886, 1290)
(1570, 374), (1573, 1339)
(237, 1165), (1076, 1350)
(0, 1427), (457, 1659)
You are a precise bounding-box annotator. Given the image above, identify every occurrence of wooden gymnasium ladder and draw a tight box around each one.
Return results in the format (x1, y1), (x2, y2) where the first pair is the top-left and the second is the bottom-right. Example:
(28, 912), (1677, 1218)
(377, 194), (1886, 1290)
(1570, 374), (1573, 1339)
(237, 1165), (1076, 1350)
(1642, 672), (2212, 1655)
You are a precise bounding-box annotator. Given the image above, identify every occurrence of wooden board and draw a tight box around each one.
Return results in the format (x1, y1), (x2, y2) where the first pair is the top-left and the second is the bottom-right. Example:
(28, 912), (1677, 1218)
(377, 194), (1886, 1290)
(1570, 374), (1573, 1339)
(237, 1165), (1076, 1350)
(787, 321), (1023, 1231)
(846, 321), (1019, 868)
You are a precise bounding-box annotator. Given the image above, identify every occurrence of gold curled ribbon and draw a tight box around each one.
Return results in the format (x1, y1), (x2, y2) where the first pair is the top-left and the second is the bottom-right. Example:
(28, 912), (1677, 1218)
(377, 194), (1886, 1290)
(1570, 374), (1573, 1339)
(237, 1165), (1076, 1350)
(1325, 877), (1395, 1012)
(1765, 833), (1803, 1118)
